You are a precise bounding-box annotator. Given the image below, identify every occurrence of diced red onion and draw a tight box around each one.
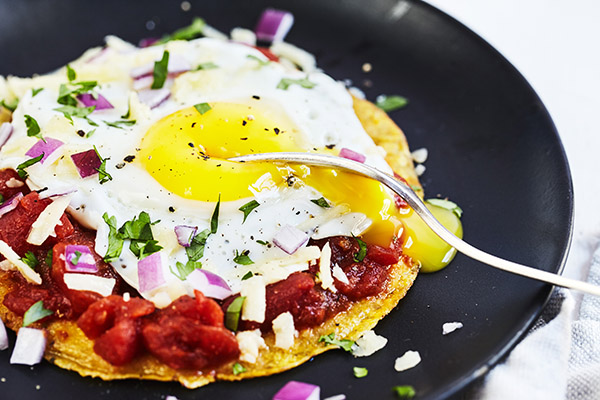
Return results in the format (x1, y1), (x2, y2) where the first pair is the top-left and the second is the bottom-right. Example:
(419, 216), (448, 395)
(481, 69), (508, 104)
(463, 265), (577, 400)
(339, 148), (366, 163)
(138, 252), (165, 292)
(273, 225), (308, 255)
(255, 9), (294, 43)
(0, 317), (8, 350)
(25, 138), (64, 164)
(0, 192), (23, 218)
(65, 245), (98, 273)
(10, 327), (46, 365)
(137, 88), (171, 109)
(38, 187), (78, 200)
(130, 55), (192, 79)
(139, 37), (159, 48)
(174, 225), (198, 247)
(70, 149), (101, 178)
(85, 47), (110, 64)
(77, 93), (114, 110)
(132, 75), (154, 91)
(186, 269), (232, 300)
(0, 122), (13, 150)
(273, 381), (320, 400)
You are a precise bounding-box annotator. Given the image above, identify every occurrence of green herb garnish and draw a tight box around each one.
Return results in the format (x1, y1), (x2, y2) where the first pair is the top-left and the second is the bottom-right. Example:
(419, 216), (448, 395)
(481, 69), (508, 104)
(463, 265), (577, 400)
(45, 249), (53, 266)
(353, 367), (368, 378)
(241, 271), (253, 280)
(66, 64), (77, 81)
(318, 333), (355, 352)
(103, 120), (136, 129)
(57, 81), (97, 106)
(54, 105), (95, 124)
(170, 260), (202, 281)
(22, 300), (53, 327)
(156, 17), (206, 44)
(85, 128), (96, 138)
(196, 62), (218, 70)
(353, 235), (367, 262)
(256, 240), (269, 246)
(16, 153), (44, 179)
(232, 362), (246, 375)
(426, 198), (463, 218)
(247, 54), (270, 67)
(310, 197), (330, 208)
(93, 146), (113, 184)
(210, 194), (220, 234)
(375, 95), (408, 112)
(233, 250), (254, 265)
(392, 385), (416, 399)
(151, 50), (169, 90)
(102, 213), (124, 262)
(225, 296), (245, 331)
(0, 194), (3, 205)
(186, 229), (210, 262)
(20, 251), (39, 270)
(121, 102), (131, 119)
(238, 200), (260, 223)
(70, 251), (82, 266)
(31, 88), (44, 97)
(194, 102), (211, 115)
(277, 77), (316, 90)
(117, 211), (162, 259)
(24, 114), (43, 141)
(0, 98), (18, 112)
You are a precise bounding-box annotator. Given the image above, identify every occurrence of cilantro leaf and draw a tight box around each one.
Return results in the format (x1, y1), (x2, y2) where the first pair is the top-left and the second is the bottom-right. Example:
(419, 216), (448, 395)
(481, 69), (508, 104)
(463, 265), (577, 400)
(102, 212), (124, 262)
(233, 250), (254, 265)
(66, 64), (77, 81)
(186, 229), (210, 262)
(54, 105), (95, 124)
(24, 114), (43, 140)
(0, 194), (3, 205)
(70, 251), (82, 265)
(194, 102), (211, 115)
(241, 271), (253, 280)
(121, 102), (131, 119)
(195, 62), (218, 70)
(16, 153), (44, 179)
(310, 197), (330, 208)
(375, 95), (408, 112)
(0, 98), (18, 112)
(118, 211), (156, 241)
(225, 296), (245, 332)
(170, 260), (202, 281)
(93, 146), (113, 184)
(238, 200), (259, 223)
(277, 77), (316, 90)
(22, 300), (53, 327)
(353, 235), (367, 262)
(20, 251), (39, 270)
(45, 249), (53, 266)
(232, 362), (246, 375)
(57, 81), (97, 106)
(318, 333), (355, 352)
(157, 17), (206, 44)
(392, 386), (416, 399)
(247, 54), (270, 67)
(103, 120), (136, 129)
(256, 239), (269, 246)
(31, 88), (43, 97)
(211, 194), (220, 234)
(426, 198), (463, 218)
(353, 367), (368, 378)
(130, 239), (162, 259)
(151, 51), (169, 90)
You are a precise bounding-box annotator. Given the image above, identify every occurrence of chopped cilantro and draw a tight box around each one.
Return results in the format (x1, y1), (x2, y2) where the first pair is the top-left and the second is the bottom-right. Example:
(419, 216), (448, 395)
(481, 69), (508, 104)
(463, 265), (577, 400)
(426, 198), (463, 218)
(318, 333), (355, 352)
(16, 153), (44, 179)
(232, 362), (246, 375)
(310, 197), (331, 208)
(194, 102), (211, 115)
(186, 229), (210, 262)
(238, 200), (260, 223)
(211, 194), (220, 234)
(353, 235), (367, 262)
(70, 251), (82, 266)
(170, 260), (202, 281)
(102, 213), (125, 262)
(225, 296), (245, 331)
(54, 105), (95, 124)
(121, 102), (131, 119)
(151, 50), (169, 90)
(0, 194), (3, 205)
(117, 211), (162, 259)
(277, 77), (316, 90)
(22, 300), (53, 327)
(20, 251), (39, 270)
(103, 120), (136, 129)
(353, 367), (368, 378)
(66, 64), (77, 81)
(156, 17), (206, 44)
(93, 146), (113, 184)
(31, 88), (43, 97)
(0, 98), (18, 112)
(45, 249), (53, 266)
(57, 81), (97, 106)
(392, 385), (416, 399)
(24, 114), (43, 141)
(375, 95), (408, 112)
(256, 239), (269, 246)
(247, 54), (270, 67)
(410, 184), (422, 192)
(233, 250), (253, 265)
(131, 239), (163, 259)
(241, 271), (253, 280)
(196, 62), (218, 70)
(85, 128), (96, 138)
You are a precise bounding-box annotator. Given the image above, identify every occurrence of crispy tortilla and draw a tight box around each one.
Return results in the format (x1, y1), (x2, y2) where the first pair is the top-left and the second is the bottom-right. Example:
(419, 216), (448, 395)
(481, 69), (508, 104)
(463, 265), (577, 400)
(0, 97), (420, 388)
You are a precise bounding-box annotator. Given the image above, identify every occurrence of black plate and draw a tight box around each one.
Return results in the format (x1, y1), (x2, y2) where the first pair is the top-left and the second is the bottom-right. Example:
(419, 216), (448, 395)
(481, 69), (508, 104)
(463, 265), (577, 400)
(0, 1), (573, 399)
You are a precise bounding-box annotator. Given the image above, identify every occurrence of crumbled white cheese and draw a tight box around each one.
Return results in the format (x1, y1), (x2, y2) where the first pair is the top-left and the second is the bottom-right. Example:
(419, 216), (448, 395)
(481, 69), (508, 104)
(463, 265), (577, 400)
(236, 329), (266, 364)
(318, 242), (336, 292)
(27, 194), (73, 246)
(411, 148), (428, 164)
(230, 27), (256, 46)
(5, 178), (24, 188)
(442, 321), (464, 335)
(0, 260), (15, 271)
(148, 291), (172, 309)
(394, 350), (421, 372)
(241, 275), (266, 323)
(0, 240), (41, 284)
(352, 330), (388, 357)
(122, 292), (130, 302)
(272, 312), (296, 349)
(323, 395), (346, 400)
(332, 265), (349, 285)
(250, 246), (321, 285)
(414, 164), (426, 176)
(63, 273), (115, 297)
(270, 41), (316, 73)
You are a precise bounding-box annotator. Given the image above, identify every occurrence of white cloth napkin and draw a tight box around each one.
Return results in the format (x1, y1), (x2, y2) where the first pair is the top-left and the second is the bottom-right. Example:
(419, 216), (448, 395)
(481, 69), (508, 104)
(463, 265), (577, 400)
(474, 242), (600, 399)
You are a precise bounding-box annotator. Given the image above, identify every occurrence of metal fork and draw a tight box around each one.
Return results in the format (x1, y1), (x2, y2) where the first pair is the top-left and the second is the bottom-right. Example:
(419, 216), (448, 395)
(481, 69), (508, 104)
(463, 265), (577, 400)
(230, 152), (600, 296)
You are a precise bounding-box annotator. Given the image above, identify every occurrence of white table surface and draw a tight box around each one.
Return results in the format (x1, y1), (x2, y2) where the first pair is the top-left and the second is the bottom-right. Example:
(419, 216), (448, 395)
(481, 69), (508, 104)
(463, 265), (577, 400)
(423, 0), (600, 295)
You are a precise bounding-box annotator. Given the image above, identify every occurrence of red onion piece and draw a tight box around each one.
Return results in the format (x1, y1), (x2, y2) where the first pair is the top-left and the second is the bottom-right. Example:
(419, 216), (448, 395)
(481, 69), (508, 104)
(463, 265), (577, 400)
(132, 75), (154, 91)
(70, 149), (101, 178)
(174, 225), (198, 247)
(273, 225), (308, 255)
(10, 327), (46, 365)
(130, 55), (192, 79)
(64, 245), (98, 273)
(138, 252), (165, 292)
(273, 381), (320, 400)
(0, 317), (8, 350)
(255, 9), (294, 43)
(137, 88), (171, 109)
(0, 122), (13, 150)
(186, 269), (232, 300)
(38, 187), (78, 200)
(77, 93), (114, 110)
(25, 138), (64, 164)
(339, 148), (366, 163)
(0, 192), (23, 218)
(139, 37), (159, 48)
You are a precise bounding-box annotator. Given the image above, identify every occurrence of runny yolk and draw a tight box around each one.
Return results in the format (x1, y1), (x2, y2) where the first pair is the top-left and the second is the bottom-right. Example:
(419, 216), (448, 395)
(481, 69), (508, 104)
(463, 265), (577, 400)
(139, 102), (461, 270)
